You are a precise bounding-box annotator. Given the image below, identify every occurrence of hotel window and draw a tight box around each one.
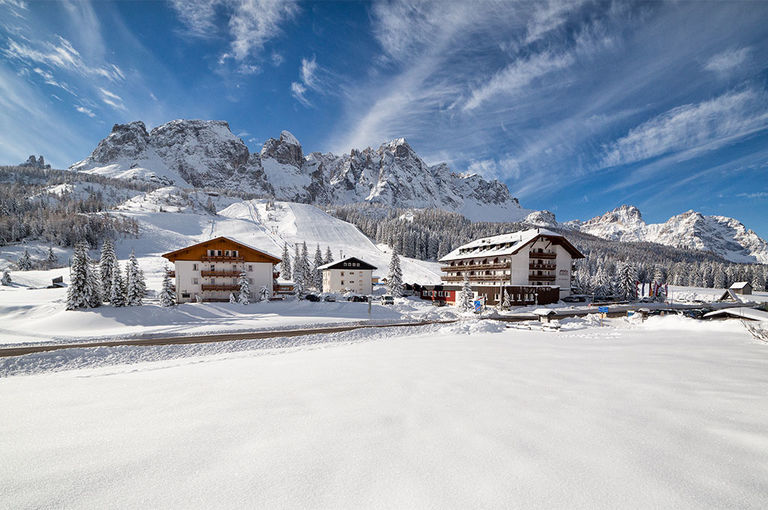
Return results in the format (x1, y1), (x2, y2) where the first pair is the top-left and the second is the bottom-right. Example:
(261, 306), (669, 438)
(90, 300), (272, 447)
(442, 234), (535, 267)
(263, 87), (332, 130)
(193, 278), (199, 285)
(192, 263), (198, 271)
(225, 250), (230, 256)
(248, 265), (253, 271)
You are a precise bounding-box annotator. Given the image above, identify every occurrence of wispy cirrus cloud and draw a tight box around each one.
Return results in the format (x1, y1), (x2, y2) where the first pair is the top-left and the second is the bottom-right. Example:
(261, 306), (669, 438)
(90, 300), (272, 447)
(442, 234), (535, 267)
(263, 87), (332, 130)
(75, 105), (95, 117)
(170, 0), (298, 69)
(600, 89), (768, 168)
(290, 56), (323, 107)
(98, 87), (126, 111)
(2, 35), (124, 81)
(704, 47), (750, 73)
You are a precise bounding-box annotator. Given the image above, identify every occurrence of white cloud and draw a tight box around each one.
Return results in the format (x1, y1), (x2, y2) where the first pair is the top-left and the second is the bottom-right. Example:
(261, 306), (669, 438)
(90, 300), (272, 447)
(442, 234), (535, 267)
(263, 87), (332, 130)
(463, 51), (574, 111)
(290, 81), (310, 107)
(704, 47), (750, 73)
(525, 0), (589, 44)
(2, 36), (124, 81)
(467, 157), (521, 181)
(170, 0), (298, 62)
(271, 52), (284, 66)
(75, 105), (95, 118)
(300, 56), (318, 89)
(98, 87), (126, 111)
(601, 89), (768, 167)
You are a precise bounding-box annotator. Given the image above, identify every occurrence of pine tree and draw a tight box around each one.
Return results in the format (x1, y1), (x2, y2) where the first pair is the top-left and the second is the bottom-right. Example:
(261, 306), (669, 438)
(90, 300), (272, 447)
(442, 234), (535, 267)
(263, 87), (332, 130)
(87, 258), (102, 307)
(280, 243), (292, 280)
(324, 246), (334, 265)
(258, 286), (269, 302)
(17, 248), (32, 271)
(46, 246), (58, 268)
(160, 270), (176, 307)
(99, 239), (116, 302)
(125, 250), (144, 306)
(1, 270), (11, 286)
(238, 271), (250, 305)
(66, 243), (97, 310)
(501, 289), (511, 310)
(617, 262), (638, 300)
(205, 196), (216, 215)
(458, 274), (475, 312)
(752, 270), (766, 292)
(387, 248), (403, 297)
(652, 265), (665, 284)
(301, 242), (310, 281)
(110, 263), (126, 307)
(293, 244), (305, 297)
(312, 244), (324, 291)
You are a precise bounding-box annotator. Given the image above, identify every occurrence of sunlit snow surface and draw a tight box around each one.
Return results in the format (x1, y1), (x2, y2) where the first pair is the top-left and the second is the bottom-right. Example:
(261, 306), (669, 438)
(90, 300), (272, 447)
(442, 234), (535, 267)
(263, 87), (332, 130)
(2, 316), (767, 509)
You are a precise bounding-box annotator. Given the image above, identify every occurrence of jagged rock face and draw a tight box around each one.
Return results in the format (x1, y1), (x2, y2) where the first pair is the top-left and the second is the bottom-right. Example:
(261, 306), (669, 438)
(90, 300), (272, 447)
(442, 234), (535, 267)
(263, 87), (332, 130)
(575, 205), (768, 263)
(19, 155), (51, 169)
(71, 120), (529, 221)
(525, 210), (557, 227)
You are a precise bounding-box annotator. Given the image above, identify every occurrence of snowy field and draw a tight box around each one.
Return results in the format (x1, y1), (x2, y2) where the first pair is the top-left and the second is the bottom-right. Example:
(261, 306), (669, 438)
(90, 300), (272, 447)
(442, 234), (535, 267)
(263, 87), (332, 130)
(2, 316), (767, 509)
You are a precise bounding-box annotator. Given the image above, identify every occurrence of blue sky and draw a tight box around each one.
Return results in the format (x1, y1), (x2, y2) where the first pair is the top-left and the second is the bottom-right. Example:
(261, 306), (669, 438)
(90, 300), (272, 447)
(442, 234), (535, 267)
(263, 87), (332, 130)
(1, 0), (767, 236)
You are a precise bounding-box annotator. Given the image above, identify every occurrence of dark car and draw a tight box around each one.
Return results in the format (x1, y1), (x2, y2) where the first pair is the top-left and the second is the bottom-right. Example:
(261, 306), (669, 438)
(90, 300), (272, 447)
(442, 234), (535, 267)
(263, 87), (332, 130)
(562, 295), (587, 303)
(323, 295), (336, 302)
(347, 295), (368, 302)
(304, 294), (321, 302)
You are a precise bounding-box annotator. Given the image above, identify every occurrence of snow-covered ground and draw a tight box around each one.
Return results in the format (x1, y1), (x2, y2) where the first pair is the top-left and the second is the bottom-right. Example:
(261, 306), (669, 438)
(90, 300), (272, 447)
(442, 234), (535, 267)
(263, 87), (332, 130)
(2, 316), (767, 509)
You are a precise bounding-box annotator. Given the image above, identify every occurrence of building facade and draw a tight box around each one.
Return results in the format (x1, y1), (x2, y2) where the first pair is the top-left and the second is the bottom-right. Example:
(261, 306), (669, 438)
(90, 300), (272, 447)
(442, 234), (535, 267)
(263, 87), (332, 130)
(437, 228), (584, 305)
(162, 237), (281, 303)
(317, 257), (377, 295)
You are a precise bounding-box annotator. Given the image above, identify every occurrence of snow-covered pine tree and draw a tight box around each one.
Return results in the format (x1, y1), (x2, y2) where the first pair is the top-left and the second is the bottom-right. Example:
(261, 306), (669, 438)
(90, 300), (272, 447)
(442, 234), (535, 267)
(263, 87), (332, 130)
(652, 265), (665, 284)
(17, 248), (32, 271)
(312, 244), (324, 291)
(617, 262), (638, 300)
(46, 246), (58, 268)
(125, 250), (144, 306)
(110, 263), (126, 307)
(229, 292), (237, 304)
(160, 270), (176, 307)
(387, 248), (403, 297)
(258, 286), (269, 302)
(752, 270), (766, 292)
(301, 242), (310, 281)
(324, 246), (333, 265)
(458, 274), (474, 312)
(501, 289), (511, 310)
(281, 243), (292, 280)
(293, 244), (305, 298)
(66, 243), (95, 310)
(205, 196), (216, 215)
(87, 257), (102, 307)
(99, 239), (116, 301)
(1, 270), (12, 286)
(238, 271), (250, 305)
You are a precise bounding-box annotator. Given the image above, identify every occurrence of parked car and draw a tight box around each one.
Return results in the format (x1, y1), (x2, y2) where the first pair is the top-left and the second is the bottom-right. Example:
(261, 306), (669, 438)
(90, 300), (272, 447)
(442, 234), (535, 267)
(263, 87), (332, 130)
(562, 295), (587, 303)
(304, 293), (321, 302)
(347, 295), (368, 302)
(639, 296), (656, 303)
(431, 300), (447, 307)
(381, 295), (395, 305)
(323, 295), (336, 302)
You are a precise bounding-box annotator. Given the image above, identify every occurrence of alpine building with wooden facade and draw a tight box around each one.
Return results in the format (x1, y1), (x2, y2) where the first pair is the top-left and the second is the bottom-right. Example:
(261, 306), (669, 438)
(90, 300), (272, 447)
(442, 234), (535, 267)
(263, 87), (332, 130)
(316, 257), (377, 295)
(162, 237), (281, 303)
(433, 228), (584, 306)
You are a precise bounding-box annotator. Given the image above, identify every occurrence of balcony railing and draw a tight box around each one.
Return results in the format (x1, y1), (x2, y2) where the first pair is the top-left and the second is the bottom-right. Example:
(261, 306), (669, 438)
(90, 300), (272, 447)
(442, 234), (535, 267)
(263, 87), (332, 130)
(529, 263), (556, 270)
(529, 274), (556, 282)
(201, 284), (240, 291)
(201, 270), (241, 277)
(440, 262), (508, 272)
(529, 251), (556, 259)
(201, 255), (244, 262)
(442, 275), (507, 282)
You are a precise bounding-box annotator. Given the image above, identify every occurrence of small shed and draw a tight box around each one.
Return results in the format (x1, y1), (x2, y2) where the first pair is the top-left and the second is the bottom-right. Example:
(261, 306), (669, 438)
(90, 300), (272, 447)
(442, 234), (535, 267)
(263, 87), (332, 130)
(730, 281), (752, 295)
(533, 308), (557, 323)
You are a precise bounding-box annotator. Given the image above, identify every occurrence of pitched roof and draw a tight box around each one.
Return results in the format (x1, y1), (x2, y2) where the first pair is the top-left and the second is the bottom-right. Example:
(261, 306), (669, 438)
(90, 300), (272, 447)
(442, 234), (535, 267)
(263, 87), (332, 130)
(316, 256), (377, 271)
(703, 307), (768, 321)
(730, 281), (752, 289)
(439, 228), (584, 262)
(161, 236), (281, 263)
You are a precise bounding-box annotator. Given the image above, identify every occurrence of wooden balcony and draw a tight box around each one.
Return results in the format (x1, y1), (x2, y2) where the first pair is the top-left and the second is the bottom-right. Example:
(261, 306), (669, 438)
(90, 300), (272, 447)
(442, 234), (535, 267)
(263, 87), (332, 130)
(529, 251), (556, 259)
(442, 275), (507, 282)
(440, 262), (508, 272)
(529, 274), (556, 282)
(529, 263), (556, 270)
(201, 270), (241, 277)
(201, 284), (240, 291)
(201, 255), (244, 262)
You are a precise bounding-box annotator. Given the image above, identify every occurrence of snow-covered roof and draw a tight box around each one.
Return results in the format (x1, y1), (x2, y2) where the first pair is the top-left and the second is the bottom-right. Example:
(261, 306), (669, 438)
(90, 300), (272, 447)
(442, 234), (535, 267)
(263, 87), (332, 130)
(439, 228), (582, 262)
(703, 307), (768, 321)
(162, 236), (281, 263)
(730, 281), (752, 289)
(316, 256), (377, 271)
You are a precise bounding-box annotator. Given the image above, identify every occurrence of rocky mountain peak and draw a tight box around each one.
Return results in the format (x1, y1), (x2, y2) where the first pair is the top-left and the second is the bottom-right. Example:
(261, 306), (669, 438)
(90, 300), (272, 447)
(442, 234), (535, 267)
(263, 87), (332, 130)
(261, 131), (304, 168)
(19, 155), (51, 169)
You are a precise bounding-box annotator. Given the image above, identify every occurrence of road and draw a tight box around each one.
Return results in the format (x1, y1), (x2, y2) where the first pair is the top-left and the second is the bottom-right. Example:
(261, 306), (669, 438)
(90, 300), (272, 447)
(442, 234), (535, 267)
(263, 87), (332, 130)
(0, 302), (725, 358)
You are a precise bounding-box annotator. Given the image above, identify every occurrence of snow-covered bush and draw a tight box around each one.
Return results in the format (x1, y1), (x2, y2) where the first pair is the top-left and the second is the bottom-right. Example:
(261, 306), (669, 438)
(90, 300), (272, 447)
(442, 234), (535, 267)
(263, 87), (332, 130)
(1, 270), (11, 286)
(16, 249), (32, 271)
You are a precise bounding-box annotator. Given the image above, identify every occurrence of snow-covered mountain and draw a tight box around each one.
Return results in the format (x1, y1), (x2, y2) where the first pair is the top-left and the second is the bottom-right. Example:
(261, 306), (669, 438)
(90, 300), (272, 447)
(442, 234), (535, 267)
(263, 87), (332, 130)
(563, 205), (768, 263)
(71, 120), (529, 222)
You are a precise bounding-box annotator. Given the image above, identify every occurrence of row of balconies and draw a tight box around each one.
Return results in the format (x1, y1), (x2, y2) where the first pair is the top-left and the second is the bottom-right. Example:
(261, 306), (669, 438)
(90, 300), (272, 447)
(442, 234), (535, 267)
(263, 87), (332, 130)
(201, 255), (244, 262)
(529, 251), (556, 259)
(440, 262), (509, 272)
(529, 263), (556, 270)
